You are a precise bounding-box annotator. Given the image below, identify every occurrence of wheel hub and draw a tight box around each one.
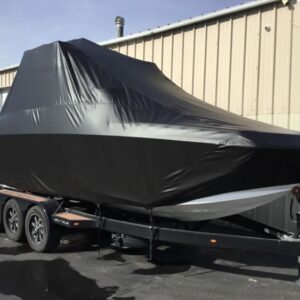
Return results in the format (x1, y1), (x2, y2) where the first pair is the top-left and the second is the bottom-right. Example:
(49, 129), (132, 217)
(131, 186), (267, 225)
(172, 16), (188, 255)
(29, 215), (44, 244)
(7, 207), (19, 233)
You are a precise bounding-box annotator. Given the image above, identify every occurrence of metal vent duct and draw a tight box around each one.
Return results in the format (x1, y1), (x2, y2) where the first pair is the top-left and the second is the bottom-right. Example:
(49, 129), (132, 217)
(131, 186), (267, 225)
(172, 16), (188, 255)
(115, 16), (125, 38)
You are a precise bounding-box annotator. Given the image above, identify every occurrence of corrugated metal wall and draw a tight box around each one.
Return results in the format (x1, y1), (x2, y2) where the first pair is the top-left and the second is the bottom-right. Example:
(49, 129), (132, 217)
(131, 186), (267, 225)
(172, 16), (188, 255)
(108, 1), (300, 132)
(0, 0), (299, 232)
(0, 68), (17, 89)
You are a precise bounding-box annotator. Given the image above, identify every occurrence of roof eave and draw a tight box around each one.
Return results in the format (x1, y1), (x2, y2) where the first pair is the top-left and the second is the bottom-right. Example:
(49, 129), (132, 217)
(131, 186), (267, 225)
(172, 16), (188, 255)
(100, 0), (281, 46)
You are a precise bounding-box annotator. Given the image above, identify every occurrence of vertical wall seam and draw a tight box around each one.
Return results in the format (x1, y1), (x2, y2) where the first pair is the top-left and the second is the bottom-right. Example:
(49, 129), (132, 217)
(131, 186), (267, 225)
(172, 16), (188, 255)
(203, 25), (208, 100)
(215, 21), (220, 106)
(191, 28), (196, 95)
(161, 35), (164, 70)
(180, 30), (185, 87)
(142, 40), (145, 60)
(271, 5), (278, 125)
(288, 6), (294, 129)
(241, 15), (248, 117)
(255, 11), (262, 120)
(133, 42), (136, 58)
(151, 38), (154, 62)
(170, 33), (174, 81)
(227, 18), (233, 111)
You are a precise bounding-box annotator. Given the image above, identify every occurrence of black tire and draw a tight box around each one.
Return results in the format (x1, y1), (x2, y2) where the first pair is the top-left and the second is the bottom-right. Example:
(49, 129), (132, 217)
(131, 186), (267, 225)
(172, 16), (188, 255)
(3, 199), (26, 242)
(25, 205), (61, 252)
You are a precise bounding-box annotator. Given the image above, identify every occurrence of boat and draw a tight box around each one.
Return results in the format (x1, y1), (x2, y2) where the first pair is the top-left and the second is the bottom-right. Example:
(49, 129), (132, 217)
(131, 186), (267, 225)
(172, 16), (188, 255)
(0, 38), (299, 221)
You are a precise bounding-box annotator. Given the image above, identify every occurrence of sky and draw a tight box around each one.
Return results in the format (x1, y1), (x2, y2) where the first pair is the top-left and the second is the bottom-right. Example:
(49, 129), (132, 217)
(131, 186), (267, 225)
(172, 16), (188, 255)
(0, 0), (253, 68)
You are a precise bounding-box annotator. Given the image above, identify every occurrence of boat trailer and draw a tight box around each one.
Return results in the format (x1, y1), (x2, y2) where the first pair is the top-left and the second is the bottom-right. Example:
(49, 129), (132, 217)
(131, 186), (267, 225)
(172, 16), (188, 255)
(1, 186), (300, 282)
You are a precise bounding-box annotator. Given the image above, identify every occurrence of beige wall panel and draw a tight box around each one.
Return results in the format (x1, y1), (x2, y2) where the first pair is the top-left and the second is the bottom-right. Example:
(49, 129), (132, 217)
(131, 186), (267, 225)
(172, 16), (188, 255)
(162, 34), (173, 79)
(4, 74), (8, 87)
(243, 13), (260, 119)
(13, 71), (17, 84)
(1, 73), (5, 88)
(193, 26), (207, 99)
(290, 3), (300, 130)
(110, 45), (119, 52)
(0, 70), (17, 88)
(273, 6), (292, 128)
(119, 44), (127, 55)
(229, 17), (246, 115)
(1, 74), (5, 88)
(257, 8), (275, 124)
(144, 39), (153, 62)
(172, 32), (183, 87)
(9, 72), (14, 86)
(204, 23), (218, 105)
(182, 29), (195, 94)
(135, 41), (144, 60)
(127, 42), (136, 58)
(216, 20), (231, 110)
(153, 36), (163, 69)
(4, 72), (10, 86)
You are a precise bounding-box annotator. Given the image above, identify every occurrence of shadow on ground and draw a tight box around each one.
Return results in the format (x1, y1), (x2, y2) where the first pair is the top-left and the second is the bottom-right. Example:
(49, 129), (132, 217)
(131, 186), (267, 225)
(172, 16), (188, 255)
(130, 245), (298, 281)
(0, 243), (32, 256)
(0, 258), (123, 300)
(0, 232), (298, 284)
(98, 243), (298, 281)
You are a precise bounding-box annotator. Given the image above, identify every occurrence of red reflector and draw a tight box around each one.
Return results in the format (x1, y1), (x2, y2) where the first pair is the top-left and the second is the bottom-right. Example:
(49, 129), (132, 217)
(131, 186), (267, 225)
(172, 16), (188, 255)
(292, 186), (300, 197)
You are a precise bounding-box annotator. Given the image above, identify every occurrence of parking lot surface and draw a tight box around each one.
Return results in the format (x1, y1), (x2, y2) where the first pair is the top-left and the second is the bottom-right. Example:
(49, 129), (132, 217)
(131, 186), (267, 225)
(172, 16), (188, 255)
(0, 232), (299, 300)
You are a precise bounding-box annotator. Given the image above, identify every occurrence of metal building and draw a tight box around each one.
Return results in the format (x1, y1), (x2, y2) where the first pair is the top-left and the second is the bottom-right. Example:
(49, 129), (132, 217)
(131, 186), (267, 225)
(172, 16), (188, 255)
(103, 0), (300, 131)
(0, 0), (299, 231)
(0, 65), (17, 107)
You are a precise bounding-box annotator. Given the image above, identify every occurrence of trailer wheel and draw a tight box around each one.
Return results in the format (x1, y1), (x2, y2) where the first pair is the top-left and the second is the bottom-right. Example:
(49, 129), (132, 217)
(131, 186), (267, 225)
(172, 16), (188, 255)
(3, 199), (26, 242)
(25, 205), (61, 252)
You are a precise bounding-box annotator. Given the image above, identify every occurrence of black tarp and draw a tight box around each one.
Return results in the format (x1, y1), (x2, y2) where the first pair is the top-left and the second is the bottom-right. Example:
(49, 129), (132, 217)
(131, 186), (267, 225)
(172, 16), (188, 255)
(0, 38), (299, 207)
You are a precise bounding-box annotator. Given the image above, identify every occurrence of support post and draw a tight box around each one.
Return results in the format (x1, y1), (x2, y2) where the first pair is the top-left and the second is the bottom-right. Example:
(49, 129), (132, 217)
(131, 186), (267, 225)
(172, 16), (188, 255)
(296, 211), (300, 239)
(148, 209), (154, 262)
(296, 201), (300, 284)
(97, 204), (104, 255)
(297, 256), (300, 285)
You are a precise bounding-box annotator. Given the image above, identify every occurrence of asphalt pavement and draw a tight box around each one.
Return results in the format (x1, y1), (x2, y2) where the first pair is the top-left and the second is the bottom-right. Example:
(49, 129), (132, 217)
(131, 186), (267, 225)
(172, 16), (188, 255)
(0, 231), (299, 300)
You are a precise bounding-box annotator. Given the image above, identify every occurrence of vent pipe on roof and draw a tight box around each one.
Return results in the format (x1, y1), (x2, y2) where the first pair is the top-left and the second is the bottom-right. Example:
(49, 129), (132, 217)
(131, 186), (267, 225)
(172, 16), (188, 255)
(115, 16), (125, 38)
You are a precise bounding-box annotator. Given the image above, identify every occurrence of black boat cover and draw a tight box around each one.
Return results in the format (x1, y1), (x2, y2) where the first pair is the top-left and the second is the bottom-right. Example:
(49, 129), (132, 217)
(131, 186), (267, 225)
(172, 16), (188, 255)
(0, 38), (299, 207)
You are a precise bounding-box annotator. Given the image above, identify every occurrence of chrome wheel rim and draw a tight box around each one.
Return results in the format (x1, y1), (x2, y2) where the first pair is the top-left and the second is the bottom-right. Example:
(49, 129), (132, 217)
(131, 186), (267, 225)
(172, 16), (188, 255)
(7, 207), (19, 233)
(29, 215), (45, 244)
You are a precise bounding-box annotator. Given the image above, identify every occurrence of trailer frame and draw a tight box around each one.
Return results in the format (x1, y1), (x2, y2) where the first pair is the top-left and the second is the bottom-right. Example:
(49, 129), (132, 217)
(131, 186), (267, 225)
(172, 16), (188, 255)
(1, 186), (300, 282)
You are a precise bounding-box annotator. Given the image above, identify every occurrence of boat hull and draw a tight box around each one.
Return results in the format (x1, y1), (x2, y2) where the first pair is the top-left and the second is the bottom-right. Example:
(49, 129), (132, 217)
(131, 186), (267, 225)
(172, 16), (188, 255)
(0, 134), (299, 209)
(152, 184), (296, 221)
